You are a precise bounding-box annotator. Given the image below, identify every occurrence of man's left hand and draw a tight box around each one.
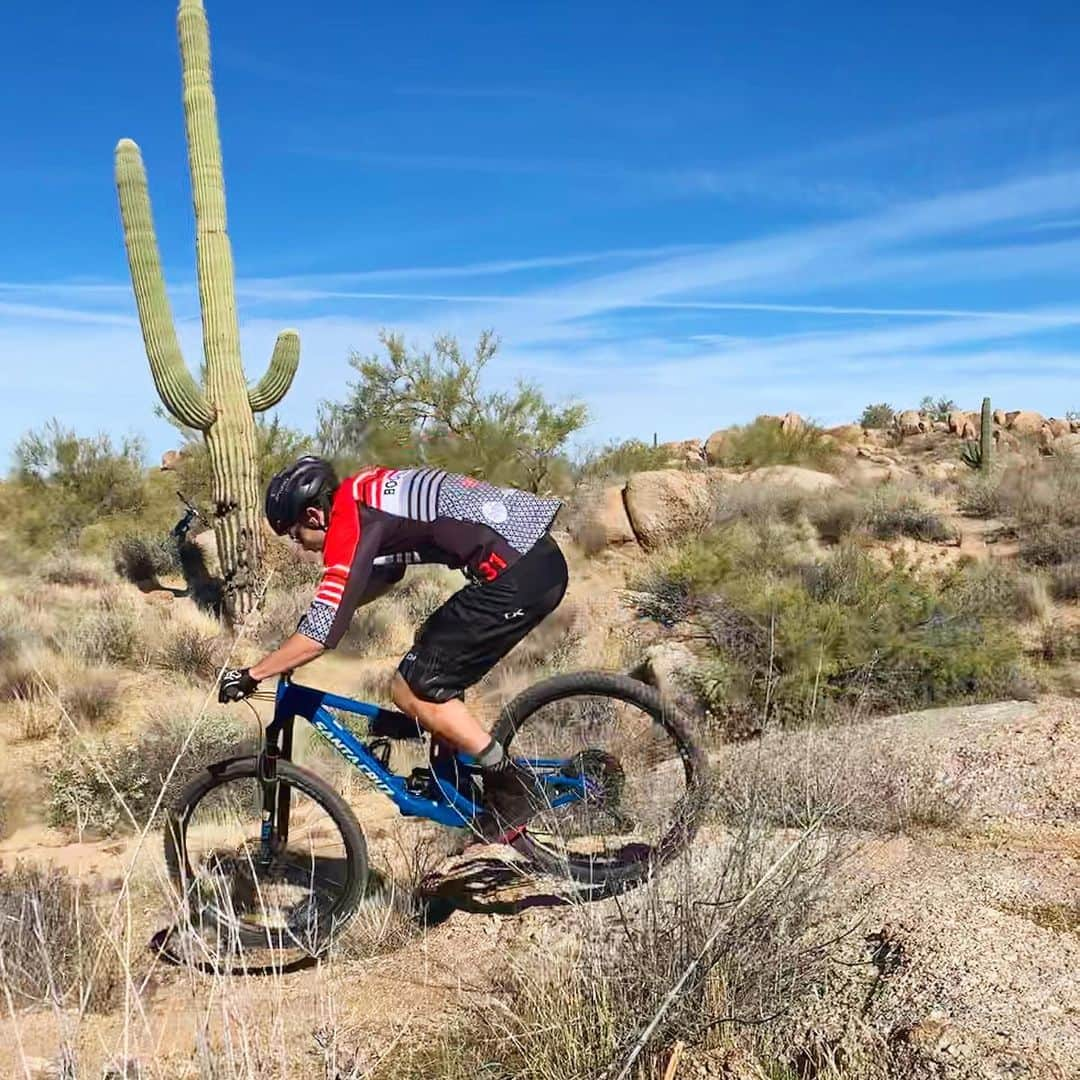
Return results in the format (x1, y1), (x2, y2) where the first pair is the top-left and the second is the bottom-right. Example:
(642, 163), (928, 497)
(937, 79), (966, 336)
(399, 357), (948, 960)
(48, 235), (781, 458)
(219, 668), (260, 703)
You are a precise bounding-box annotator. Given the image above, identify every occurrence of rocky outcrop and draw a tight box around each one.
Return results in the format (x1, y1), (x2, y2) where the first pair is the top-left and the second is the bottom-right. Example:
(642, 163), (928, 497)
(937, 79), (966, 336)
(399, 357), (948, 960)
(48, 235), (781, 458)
(780, 411), (804, 433)
(896, 410), (927, 437)
(569, 486), (638, 552)
(623, 469), (714, 548)
(1007, 410), (1045, 436)
(659, 439), (705, 466)
(703, 429), (731, 466)
(742, 465), (842, 493)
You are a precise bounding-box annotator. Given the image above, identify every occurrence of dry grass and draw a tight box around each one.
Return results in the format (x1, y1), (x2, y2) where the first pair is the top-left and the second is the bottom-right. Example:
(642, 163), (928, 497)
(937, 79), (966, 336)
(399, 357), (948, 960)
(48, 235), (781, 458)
(38, 552), (113, 589)
(60, 667), (123, 728)
(710, 727), (975, 834)
(55, 587), (147, 668)
(376, 825), (839, 1080)
(155, 615), (225, 681)
(1049, 560), (1080, 601)
(0, 861), (122, 1013)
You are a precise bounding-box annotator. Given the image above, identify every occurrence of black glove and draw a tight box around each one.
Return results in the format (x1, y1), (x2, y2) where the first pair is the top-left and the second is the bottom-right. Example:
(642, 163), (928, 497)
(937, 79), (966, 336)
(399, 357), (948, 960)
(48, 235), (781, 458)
(219, 667), (260, 703)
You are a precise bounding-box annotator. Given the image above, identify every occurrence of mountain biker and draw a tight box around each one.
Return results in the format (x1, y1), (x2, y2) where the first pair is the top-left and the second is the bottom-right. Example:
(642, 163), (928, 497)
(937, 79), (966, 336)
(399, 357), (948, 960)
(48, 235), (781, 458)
(217, 456), (569, 843)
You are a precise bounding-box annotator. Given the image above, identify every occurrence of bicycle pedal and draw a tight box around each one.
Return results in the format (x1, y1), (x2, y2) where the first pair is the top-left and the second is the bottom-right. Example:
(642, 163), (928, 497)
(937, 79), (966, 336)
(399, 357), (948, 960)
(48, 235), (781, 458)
(405, 767), (434, 797)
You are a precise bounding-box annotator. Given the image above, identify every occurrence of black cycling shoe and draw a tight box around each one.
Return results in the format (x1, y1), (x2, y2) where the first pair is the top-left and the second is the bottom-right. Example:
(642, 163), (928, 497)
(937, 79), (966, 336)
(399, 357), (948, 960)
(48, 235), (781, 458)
(477, 762), (549, 843)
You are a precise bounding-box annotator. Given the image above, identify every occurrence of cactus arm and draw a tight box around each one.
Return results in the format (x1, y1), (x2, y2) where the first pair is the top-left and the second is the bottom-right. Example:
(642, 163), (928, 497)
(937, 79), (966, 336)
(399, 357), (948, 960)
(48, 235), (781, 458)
(248, 330), (301, 412)
(980, 396), (993, 474)
(114, 138), (215, 430)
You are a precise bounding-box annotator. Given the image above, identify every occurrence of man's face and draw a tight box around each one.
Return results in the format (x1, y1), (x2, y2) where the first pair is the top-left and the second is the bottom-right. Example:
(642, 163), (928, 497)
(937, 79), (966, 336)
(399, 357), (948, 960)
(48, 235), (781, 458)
(290, 506), (326, 552)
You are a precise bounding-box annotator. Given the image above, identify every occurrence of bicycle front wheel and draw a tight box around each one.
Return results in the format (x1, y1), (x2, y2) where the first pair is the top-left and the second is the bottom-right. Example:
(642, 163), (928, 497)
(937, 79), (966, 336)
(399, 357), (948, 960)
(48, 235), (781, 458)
(164, 757), (368, 954)
(495, 671), (709, 898)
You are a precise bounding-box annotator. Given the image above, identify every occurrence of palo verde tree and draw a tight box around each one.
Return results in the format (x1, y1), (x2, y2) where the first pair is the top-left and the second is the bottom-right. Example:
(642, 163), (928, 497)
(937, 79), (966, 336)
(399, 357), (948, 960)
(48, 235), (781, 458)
(114, 0), (299, 619)
(318, 331), (588, 494)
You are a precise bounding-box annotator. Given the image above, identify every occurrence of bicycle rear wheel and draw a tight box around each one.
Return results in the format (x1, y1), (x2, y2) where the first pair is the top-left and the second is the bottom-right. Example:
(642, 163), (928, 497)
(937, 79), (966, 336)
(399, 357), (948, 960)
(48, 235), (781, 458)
(494, 671), (708, 898)
(164, 757), (368, 954)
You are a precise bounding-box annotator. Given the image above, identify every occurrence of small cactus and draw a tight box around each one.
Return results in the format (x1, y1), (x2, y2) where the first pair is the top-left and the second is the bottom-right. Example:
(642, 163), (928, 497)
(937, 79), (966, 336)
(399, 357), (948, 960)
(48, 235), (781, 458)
(115, 0), (299, 619)
(961, 398), (994, 472)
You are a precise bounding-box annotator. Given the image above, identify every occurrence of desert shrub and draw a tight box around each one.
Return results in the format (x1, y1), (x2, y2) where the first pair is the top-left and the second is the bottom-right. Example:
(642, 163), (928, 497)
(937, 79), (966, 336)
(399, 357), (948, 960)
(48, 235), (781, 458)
(957, 473), (1004, 518)
(576, 438), (672, 481)
(397, 567), (456, 625)
(338, 602), (409, 656)
(9, 420), (147, 548)
(805, 490), (864, 542)
(919, 395), (958, 423)
(0, 861), (122, 1011)
(259, 535), (322, 591)
(997, 455), (1080, 528)
(60, 669), (122, 728)
(1038, 620), (1080, 663)
(156, 621), (223, 680)
(256, 583), (311, 647)
(636, 531), (1025, 728)
(859, 403), (896, 429)
(708, 417), (839, 471)
(497, 605), (583, 674)
(112, 532), (180, 584)
(0, 649), (53, 703)
(375, 830), (835, 1080)
(711, 737), (973, 834)
(58, 589), (145, 667)
(48, 712), (251, 835)
(38, 553), (111, 589)
(945, 562), (1050, 623)
(864, 488), (956, 543)
(1050, 560), (1080, 601)
(1019, 524), (1080, 568)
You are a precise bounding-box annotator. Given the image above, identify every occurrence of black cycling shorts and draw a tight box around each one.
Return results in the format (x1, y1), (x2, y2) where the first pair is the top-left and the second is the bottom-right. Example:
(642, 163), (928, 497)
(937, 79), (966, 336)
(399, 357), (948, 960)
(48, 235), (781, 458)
(397, 534), (569, 703)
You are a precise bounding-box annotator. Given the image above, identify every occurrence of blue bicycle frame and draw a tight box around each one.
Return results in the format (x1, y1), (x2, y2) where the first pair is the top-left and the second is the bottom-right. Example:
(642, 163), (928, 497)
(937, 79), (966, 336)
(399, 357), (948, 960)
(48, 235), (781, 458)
(265, 677), (588, 833)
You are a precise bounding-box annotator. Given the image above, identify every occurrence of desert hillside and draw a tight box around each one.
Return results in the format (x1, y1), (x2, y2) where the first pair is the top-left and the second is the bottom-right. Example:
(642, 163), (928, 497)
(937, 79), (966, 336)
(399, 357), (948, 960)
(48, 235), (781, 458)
(0, 410), (1077, 1079)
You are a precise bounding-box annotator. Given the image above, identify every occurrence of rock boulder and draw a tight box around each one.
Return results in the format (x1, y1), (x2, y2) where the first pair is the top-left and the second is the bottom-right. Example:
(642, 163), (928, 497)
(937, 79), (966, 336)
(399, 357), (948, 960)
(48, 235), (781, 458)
(1008, 410), (1045, 436)
(623, 469), (714, 548)
(896, 410), (926, 437)
(703, 428), (731, 466)
(570, 486), (638, 552)
(742, 465), (842, 493)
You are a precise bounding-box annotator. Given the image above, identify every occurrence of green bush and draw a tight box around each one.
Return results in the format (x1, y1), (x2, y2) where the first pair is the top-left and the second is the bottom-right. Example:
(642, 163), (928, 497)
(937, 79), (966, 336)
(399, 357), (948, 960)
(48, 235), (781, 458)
(576, 438), (672, 482)
(859, 403), (896, 429)
(1019, 524), (1080, 568)
(637, 530), (1026, 728)
(9, 420), (147, 548)
(864, 489), (956, 543)
(317, 330), (587, 494)
(919, 395), (959, 423)
(113, 532), (180, 583)
(708, 417), (838, 471)
(48, 713), (251, 835)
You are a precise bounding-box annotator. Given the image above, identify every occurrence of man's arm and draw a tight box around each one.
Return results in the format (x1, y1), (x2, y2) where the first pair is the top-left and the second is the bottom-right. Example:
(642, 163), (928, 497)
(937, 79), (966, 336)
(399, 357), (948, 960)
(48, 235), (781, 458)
(249, 632), (324, 681)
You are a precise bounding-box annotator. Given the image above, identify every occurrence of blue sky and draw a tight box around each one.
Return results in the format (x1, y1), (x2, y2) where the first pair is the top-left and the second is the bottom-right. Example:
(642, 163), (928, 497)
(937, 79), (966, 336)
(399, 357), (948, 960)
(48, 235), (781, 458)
(3, 1), (1080, 462)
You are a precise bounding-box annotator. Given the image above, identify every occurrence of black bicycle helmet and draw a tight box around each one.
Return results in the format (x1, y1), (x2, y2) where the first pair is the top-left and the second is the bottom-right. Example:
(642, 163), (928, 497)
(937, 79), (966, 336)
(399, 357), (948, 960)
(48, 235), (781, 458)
(265, 455), (339, 535)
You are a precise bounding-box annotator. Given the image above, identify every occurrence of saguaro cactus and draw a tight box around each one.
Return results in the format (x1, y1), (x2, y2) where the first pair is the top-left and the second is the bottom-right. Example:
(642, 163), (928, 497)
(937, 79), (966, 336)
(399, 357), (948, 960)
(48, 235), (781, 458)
(115, 0), (299, 619)
(979, 396), (993, 474)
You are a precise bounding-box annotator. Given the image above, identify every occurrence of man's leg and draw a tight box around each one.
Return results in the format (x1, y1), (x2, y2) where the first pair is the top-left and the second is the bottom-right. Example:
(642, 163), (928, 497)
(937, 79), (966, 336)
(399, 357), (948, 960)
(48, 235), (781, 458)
(391, 674), (490, 755)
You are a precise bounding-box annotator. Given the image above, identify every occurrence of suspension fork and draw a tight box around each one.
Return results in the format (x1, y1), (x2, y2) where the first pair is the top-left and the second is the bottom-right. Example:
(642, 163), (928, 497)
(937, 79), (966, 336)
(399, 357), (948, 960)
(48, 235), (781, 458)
(258, 713), (295, 863)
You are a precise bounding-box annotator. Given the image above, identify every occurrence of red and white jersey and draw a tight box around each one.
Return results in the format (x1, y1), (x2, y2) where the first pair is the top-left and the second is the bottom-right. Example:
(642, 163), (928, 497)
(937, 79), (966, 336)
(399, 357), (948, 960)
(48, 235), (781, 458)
(298, 468), (561, 648)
